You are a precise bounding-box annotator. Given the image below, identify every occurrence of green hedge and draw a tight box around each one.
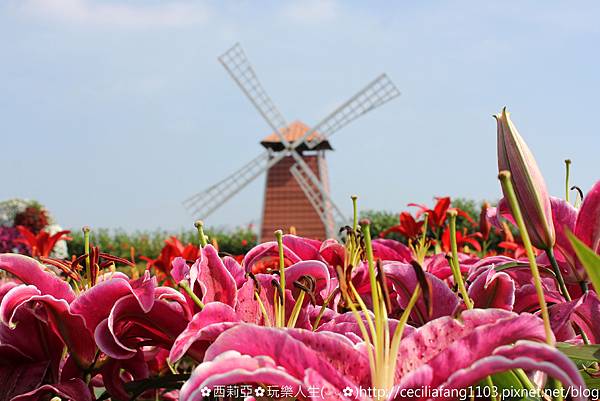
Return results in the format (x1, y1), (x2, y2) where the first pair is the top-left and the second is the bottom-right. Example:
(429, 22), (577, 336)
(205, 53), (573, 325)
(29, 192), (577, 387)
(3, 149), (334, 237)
(68, 226), (257, 260)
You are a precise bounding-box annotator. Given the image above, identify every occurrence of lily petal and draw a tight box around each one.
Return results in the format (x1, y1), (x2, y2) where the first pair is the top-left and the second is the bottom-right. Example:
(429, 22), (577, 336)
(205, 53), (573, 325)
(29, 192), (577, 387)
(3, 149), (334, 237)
(169, 302), (241, 363)
(0, 254), (75, 302)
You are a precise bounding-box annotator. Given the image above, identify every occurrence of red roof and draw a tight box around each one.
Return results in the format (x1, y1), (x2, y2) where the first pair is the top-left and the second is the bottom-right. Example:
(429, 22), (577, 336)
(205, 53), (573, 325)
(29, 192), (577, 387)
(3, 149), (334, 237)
(261, 121), (332, 151)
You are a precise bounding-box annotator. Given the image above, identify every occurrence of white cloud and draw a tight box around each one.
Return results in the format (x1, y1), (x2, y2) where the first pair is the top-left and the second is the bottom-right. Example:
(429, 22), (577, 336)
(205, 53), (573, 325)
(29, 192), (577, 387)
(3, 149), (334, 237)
(281, 0), (338, 23)
(16, 0), (211, 28)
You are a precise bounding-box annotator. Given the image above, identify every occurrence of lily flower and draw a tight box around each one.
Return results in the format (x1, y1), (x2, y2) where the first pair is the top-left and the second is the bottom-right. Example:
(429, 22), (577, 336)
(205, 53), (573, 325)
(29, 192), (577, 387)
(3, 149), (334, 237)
(379, 212), (424, 240)
(141, 236), (200, 283)
(14, 226), (70, 259)
(168, 244), (332, 363)
(495, 107), (555, 250)
(0, 280), (90, 401)
(0, 253), (192, 398)
(544, 180), (600, 283)
(382, 262), (459, 325)
(479, 201), (492, 242)
(549, 290), (600, 344)
(467, 267), (515, 311)
(408, 197), (452, 231)
(440, 226), (482, 253)
(171, 245), (238, 310)
(408, 197), (474, 233)
(177, 310), (586, 401)
(466, 257), (565, 314)
(242, 234), (326, 274)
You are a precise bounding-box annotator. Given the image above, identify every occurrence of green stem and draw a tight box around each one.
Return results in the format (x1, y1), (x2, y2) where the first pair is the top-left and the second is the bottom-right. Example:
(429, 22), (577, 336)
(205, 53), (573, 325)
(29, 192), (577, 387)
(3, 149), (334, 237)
(194, 220), (207, 248)
(388, 285), (420, 387)
(447, 211), (473, 309)
(564, 159), (571, 203)
(351, 195), (358, 231)
(275, 230), (285, 325)
(481, 240), (488, 258)
(448, 212), (495, 396)
(545, 247), (572, 301)
(362, 221), (381, 341)
(485, 376), (498, 401)
(178, 280), (204, 309)
(514, 368), (536, 391)
(499, 171), (553, 345)
(83, 226), (91, 287)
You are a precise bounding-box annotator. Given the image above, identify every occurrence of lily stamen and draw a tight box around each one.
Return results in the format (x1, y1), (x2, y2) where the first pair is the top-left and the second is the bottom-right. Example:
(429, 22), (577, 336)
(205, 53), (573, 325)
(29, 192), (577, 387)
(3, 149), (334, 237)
(287, 281), (308, 328)
(271, 279), (285, 327)
(247, 272), (272, 326)
(312, 288), (339, 331)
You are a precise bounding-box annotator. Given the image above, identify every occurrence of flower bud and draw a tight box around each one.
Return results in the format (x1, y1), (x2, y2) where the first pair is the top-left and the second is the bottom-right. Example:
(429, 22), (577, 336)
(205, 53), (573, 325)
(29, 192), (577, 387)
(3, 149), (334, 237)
(495, 107), (555, 249)
(479, 202), (491, 241)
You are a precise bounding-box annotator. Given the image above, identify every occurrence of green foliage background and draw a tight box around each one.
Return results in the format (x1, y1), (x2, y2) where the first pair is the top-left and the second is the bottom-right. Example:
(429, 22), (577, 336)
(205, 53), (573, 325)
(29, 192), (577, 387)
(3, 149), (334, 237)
(67, 198), (504, 260)
(68, 226), (257, 259)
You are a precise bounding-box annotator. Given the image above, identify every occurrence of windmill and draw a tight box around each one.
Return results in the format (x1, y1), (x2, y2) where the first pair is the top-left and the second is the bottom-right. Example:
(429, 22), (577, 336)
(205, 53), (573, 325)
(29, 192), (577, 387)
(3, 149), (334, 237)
(183, 43), (400, 241)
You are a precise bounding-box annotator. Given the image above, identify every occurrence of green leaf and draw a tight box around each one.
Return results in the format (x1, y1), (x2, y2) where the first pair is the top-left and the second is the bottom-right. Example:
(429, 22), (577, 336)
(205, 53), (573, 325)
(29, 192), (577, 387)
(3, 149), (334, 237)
(492, 370), (525, 391)
(566, 229), (600, 290)
(557, 343), (600, 362)
(494, 261), (554, 276)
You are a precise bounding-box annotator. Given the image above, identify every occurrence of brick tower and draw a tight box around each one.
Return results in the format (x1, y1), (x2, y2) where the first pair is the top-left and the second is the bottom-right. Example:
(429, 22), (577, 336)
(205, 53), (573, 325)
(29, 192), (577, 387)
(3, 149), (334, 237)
(260, 121), (333, 242)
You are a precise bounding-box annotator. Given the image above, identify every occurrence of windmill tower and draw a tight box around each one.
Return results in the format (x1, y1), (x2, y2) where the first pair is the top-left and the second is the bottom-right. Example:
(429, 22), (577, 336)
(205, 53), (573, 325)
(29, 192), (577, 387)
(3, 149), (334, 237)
(183, 43), (400, 241)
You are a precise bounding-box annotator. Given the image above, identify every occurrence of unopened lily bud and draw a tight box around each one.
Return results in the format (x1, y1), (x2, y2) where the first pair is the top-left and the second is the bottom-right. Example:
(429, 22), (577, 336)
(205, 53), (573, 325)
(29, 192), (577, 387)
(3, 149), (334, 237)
(495, 107), (555, 249)
(479, 202), (491, 240)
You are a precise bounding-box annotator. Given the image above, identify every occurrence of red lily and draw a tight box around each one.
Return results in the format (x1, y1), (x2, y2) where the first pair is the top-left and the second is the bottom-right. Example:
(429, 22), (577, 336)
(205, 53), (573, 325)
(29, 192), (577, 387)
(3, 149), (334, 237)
(379, 211), (424, 239)
(141, 236), (200, 281)
(440, 225), (482, 253)
(479, 201), (492, 241)
(14, 225), (70, 258)
(408, 196), (452, 230)
(409, 197), (475, 232)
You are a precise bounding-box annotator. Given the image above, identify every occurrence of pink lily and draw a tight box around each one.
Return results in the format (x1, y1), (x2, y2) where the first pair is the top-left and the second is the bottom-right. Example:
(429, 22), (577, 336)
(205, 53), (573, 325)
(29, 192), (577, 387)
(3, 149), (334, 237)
(467, 267), (515, 311)
(178, 309), (585, 401)
(169, 253), (332, 363)
(544, 180), (600, 283)
(382, 262), (459, 325)
(171, 245), (238, 310)
(549, 290), (600, 344)
(466, 257), (565, 314)
(0, 253), (194, 398)
(0, 280), (88, 401)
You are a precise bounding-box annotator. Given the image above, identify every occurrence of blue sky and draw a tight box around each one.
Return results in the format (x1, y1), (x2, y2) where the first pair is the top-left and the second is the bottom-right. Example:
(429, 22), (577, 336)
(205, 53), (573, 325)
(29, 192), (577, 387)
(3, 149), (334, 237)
(1, 1), (598, 232)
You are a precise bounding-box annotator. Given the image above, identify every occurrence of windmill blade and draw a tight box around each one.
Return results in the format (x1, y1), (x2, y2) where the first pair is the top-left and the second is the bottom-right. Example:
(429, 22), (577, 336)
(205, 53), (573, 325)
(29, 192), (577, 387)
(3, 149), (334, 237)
(183, 152), (272, 219)
(290, 153), (346, 224)
(219, 43), (291, 147)
(290, 74), (400, 151)
(290, 163), (346, 238)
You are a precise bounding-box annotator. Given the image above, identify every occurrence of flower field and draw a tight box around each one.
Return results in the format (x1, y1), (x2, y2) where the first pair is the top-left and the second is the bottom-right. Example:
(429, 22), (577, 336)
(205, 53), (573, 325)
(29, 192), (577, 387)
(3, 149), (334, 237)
(0, 108), (599, 401)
